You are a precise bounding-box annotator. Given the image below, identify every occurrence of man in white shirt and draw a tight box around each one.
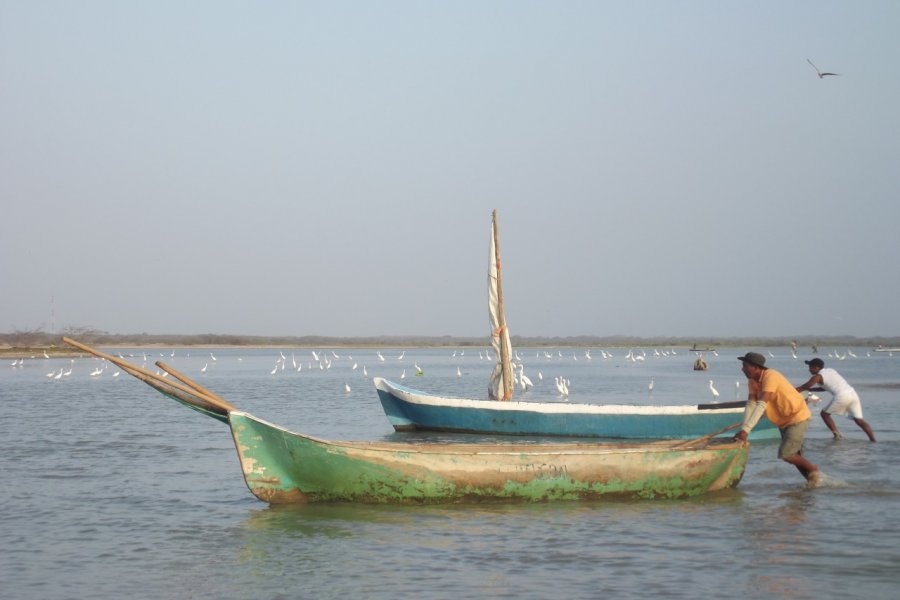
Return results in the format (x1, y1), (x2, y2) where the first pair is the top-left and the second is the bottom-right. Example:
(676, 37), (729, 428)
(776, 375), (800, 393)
(796, 358), (876, 442)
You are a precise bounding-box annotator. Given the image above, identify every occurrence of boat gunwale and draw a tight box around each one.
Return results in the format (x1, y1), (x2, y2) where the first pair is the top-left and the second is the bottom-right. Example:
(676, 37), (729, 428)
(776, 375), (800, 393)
(230, 410), (745, 456)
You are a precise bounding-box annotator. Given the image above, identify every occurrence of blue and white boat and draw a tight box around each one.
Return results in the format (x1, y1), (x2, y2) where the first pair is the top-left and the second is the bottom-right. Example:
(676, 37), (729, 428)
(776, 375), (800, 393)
(373, 210), (776, 440)
(374, 377), (777, 440)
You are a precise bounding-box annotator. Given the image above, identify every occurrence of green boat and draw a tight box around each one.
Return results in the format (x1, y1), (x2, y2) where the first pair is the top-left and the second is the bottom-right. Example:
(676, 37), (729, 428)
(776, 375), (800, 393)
(64, 338), (749, 504)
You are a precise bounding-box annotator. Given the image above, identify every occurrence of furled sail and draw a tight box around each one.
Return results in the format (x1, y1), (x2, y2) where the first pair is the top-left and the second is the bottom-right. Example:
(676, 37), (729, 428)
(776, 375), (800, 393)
(488, 209), (514, 401)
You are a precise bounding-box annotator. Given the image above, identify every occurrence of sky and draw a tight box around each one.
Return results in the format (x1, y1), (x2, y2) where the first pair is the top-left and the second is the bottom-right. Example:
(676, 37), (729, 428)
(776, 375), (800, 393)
(2, 1), (899, 339)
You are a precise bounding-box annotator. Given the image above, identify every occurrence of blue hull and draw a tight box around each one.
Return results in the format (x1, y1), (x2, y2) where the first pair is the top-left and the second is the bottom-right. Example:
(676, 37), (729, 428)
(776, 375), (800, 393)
(374, 378), (778, 440)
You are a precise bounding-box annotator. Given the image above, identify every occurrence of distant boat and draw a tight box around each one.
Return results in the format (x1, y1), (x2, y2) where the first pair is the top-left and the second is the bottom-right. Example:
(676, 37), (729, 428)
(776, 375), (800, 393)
(375, 377), (776, 440)
(873, 346), (900, 352)
(63, 337), (749, 503)
(690, 344), (715, 352)
(373, 211), (775, 440)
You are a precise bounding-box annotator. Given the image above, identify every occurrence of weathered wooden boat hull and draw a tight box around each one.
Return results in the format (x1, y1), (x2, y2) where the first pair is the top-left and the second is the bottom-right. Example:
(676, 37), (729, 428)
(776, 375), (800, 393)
(60, 338), (749, 505)
(230, 411), (747, 504)
(374, 378), (778, 440)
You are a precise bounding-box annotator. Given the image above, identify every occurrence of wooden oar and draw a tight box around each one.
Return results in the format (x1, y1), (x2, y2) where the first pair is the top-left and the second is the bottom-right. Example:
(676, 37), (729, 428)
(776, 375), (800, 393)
(155, 360), (230, 407)
(672, 422), (742, 449)
(62, 337), (236, 413)
(117, 362), (229, 416)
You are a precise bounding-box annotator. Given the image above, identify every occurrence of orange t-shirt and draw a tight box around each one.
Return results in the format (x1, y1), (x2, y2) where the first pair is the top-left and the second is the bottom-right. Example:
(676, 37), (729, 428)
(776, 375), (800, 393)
(759, 369), (810, 427)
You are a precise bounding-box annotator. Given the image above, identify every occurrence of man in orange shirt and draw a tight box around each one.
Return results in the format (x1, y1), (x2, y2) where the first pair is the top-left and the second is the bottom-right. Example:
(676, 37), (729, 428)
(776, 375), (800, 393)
(733, 352), (821, 486)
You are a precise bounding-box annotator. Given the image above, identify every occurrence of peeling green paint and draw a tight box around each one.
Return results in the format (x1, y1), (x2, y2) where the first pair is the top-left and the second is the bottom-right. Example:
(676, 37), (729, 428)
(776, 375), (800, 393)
(228, 412), (747, 504)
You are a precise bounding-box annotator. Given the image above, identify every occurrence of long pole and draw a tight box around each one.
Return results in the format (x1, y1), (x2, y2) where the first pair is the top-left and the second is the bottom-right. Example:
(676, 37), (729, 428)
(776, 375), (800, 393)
(493, 209), (513, 401)
(62, 337), (236, 413)
(156, 360), (230, 407)
(672, 422), (742, 449)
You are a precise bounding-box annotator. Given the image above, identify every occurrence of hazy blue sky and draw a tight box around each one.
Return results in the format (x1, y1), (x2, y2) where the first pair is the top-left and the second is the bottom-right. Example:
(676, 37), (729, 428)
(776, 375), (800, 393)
(2, 1), (899, 339)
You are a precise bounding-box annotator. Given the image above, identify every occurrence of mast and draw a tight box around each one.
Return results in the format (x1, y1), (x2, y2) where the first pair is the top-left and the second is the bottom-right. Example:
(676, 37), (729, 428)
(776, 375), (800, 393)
(488, 209), (514, 401)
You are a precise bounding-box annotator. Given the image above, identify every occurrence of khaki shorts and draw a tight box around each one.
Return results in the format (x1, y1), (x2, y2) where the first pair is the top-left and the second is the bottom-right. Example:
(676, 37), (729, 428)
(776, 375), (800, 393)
(778, 418), (810, 459)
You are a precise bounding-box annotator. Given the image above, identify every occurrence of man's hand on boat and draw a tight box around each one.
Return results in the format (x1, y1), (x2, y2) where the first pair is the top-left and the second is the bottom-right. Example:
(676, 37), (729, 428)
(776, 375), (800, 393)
(733, 430), (749, 443)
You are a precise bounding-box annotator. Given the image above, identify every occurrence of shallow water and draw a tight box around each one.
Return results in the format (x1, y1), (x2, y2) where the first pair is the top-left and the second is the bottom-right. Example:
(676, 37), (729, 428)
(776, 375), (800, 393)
(2, 346), (899, 599)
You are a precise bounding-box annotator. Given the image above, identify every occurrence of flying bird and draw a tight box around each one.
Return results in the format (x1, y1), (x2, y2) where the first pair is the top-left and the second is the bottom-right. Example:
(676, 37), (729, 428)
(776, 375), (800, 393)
(807, 58), (839, 79)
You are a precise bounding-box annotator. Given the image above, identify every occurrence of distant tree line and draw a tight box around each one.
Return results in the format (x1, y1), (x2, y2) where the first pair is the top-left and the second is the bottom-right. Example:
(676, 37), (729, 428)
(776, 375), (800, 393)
(2, 327), (899, 350)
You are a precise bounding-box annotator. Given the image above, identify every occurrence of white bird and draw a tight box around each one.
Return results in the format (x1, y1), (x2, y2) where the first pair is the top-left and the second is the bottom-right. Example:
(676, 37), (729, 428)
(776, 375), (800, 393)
(363, 365), (368, 376)
(807, 58), (840, 79)
(708, 380), (720, 401)
(209, 352), (216, 361)
(735, 380), (741, 398)
(518, 364), (533, 391)
(200, 363), (208, 373)
(648, 378), (655, 393)
(400, 369), (406, 379)
(270, 364), (278, 375)
(344, 382), (351, 393)
(414, 362), (423, 376)
(456, 365), (462, 377)
(376, 351), (385, 362)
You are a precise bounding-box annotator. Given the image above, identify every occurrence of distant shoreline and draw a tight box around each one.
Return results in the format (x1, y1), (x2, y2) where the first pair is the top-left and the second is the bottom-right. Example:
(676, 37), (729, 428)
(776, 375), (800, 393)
(3, 333), (899, 359)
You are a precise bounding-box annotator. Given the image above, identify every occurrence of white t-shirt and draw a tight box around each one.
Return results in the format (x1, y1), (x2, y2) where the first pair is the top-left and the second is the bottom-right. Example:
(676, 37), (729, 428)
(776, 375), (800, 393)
(819, 367), (854, 397)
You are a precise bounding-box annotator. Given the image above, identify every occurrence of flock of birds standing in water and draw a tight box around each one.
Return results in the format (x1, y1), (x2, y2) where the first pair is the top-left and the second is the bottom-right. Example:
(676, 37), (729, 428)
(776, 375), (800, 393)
(10, 343), (890, 404)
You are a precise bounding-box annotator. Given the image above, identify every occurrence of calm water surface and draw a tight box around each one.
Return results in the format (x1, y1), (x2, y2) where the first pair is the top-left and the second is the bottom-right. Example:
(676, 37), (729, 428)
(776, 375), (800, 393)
(3, 346), (899, 599)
